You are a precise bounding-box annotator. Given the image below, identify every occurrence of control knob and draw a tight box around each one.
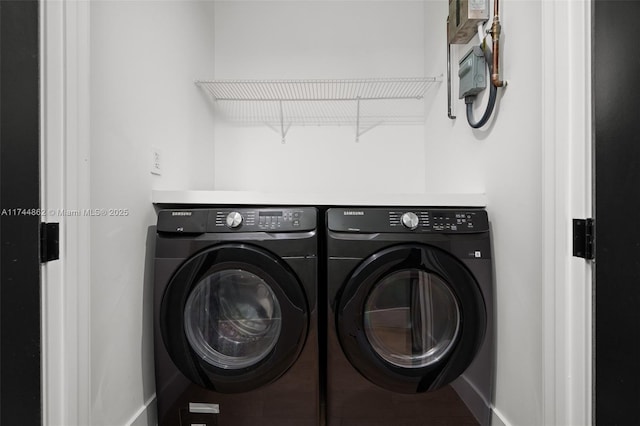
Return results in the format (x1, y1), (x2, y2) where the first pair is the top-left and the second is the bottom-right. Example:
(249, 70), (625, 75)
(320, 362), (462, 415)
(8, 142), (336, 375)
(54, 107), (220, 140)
(401, 212), (419, 230)
(226, 211), (243, 229)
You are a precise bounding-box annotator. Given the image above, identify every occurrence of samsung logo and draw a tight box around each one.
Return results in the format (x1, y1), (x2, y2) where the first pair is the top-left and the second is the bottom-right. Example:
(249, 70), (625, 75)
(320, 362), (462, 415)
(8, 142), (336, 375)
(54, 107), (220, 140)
(172, 211), (192, 217)
(343, 211), (365, 216)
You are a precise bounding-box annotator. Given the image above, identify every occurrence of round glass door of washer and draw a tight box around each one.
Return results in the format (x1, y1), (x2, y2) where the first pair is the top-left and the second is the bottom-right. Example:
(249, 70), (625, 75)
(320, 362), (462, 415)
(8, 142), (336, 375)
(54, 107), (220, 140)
(184, 269), (282, 370)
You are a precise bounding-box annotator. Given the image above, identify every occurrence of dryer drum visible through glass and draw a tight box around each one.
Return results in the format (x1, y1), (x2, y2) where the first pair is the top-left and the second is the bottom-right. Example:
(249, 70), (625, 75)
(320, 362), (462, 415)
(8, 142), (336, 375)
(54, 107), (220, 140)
(336, 243), (487, 393)
(364, 268), (461, 369)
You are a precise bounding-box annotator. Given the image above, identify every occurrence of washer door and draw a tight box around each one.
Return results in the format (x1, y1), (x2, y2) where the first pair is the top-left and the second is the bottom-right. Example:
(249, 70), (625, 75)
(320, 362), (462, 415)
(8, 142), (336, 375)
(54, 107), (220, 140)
(336, 244), (486, 393)
(161, 243), (309, 393)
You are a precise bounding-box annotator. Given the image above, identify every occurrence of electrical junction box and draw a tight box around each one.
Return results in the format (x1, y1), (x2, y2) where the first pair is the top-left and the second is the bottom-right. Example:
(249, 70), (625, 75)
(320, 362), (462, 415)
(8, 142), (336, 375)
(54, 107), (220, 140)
(458, 46), (486, 98)
(448, 0), (490, 44)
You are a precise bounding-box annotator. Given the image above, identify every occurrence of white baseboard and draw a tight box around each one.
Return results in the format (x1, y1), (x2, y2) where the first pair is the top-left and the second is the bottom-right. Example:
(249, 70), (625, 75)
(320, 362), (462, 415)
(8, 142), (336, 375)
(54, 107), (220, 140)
(491, 407), (511, 426)
(126, 395), (157, 426)
(453, 377), (489, 424)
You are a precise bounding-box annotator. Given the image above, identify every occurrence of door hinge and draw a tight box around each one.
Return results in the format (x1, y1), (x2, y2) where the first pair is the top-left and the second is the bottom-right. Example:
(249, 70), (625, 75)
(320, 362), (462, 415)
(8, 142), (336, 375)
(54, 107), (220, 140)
(40, 222), (60, 263)
(573, 218), (594, 260)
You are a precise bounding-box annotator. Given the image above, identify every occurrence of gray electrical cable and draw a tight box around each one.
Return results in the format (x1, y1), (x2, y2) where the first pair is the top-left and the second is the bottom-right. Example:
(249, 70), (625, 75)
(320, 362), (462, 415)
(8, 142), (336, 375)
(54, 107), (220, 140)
(465, 46), (498, 129)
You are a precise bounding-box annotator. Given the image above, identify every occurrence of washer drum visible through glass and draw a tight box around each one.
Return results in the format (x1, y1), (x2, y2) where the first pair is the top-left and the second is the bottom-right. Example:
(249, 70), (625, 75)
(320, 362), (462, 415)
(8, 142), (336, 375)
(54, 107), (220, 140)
(184, 269), (283, 370)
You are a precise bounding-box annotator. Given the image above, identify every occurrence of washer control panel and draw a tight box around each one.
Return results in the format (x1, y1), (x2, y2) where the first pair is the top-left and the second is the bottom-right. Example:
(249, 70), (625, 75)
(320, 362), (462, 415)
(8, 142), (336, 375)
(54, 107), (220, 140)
(400, 212), (420, 230)
(225, 211), (243, 228)
(328, 208), (488, 233)
(157, 207), (316, 233)
(212, 208), (313, 231)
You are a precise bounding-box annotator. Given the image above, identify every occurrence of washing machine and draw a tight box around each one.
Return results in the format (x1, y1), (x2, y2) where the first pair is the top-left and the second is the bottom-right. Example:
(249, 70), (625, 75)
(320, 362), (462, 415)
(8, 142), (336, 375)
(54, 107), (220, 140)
(154, 206), (319, 426)
(326, 207), (494, 426)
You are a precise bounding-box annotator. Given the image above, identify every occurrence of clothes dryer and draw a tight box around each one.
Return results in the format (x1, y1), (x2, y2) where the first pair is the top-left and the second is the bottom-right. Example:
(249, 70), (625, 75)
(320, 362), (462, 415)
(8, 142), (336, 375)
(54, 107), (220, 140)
(325, 207), (494, 426)
(154, 207), (319, 426)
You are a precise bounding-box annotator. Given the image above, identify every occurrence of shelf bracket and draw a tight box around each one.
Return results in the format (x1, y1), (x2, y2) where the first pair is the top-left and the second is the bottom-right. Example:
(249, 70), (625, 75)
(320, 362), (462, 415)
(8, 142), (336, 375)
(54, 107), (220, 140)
(264, 101), (291, 143)
(265, 121), (291, 143)
(358, 122), (383, 139)
(279, 100), (289, 143)
(355, 97), (361, 142)
(355, 97), (383, 141)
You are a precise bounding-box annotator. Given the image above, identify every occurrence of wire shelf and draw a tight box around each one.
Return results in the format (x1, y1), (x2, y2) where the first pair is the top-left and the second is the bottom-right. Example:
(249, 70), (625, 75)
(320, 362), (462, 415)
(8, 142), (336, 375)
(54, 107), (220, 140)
(195, 77), (441, 141)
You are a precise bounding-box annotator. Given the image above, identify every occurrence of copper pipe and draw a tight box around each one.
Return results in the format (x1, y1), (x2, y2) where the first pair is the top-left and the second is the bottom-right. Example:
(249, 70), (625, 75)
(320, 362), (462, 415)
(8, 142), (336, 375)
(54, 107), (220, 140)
(490, 0), (505, 87)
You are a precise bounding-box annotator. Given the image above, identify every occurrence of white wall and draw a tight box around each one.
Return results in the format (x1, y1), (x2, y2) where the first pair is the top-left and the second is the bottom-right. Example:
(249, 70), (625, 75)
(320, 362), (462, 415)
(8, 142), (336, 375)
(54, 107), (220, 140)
(423, 1), (544, 425)
(89, 2), (215, 424)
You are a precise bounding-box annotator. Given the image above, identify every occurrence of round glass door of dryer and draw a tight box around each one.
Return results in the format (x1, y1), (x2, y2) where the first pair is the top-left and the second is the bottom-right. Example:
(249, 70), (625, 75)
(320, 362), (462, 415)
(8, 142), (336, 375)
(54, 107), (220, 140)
(160, 243), (309, 393)
(364, 270), (461, 369)
(336, 244), (486, 394)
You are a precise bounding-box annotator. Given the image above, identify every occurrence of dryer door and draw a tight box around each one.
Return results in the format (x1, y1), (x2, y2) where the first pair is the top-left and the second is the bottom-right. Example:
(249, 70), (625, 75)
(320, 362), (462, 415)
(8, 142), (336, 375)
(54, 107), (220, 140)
(160, 243), (308, 393)
(336, 243), (486, 393)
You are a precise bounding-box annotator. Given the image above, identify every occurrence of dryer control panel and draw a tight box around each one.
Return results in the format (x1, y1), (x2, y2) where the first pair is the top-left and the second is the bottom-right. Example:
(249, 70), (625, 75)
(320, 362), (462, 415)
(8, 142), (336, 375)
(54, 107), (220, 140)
(157, 207), (317, 234)
(327, 208), (488, 233)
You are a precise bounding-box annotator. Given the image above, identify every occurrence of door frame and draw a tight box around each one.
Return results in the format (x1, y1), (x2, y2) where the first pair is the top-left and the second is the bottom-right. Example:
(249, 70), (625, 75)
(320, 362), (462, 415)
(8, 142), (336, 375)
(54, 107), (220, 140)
(41, 1), (92, 424)
(541, 0), (593, 425)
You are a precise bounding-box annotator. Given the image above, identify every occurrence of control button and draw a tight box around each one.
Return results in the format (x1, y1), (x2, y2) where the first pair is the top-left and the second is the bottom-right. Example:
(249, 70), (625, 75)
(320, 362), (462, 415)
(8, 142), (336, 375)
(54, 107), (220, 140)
(401, 212), (419, 230)
(225, 211), (243, 229)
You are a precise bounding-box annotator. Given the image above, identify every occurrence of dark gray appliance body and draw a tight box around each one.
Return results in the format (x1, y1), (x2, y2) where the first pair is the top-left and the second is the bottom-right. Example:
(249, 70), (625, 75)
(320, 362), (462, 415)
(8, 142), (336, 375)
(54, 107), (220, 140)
(154, 207), (319, 426)
(326, 207), (494, 426)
